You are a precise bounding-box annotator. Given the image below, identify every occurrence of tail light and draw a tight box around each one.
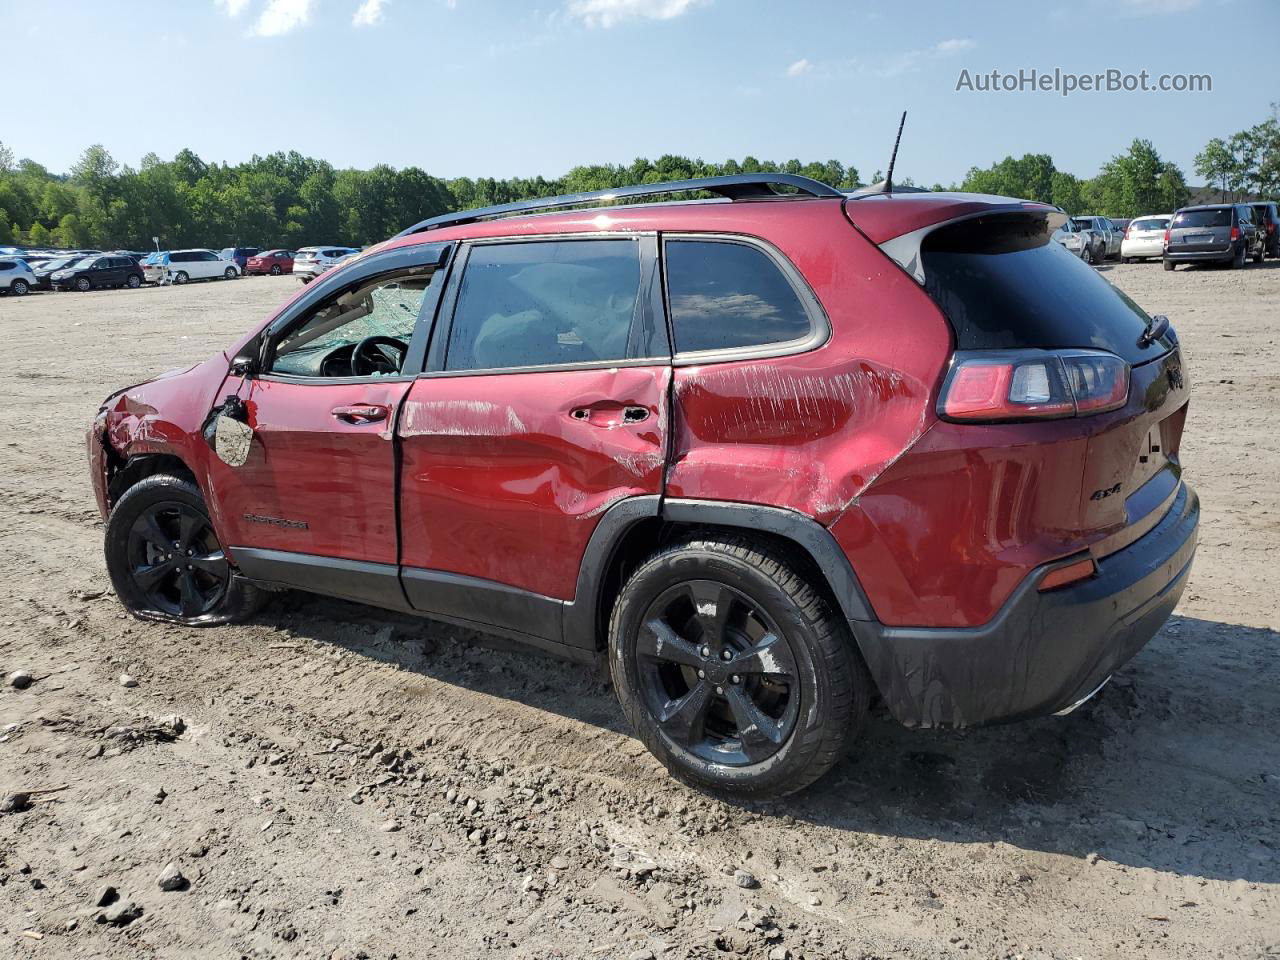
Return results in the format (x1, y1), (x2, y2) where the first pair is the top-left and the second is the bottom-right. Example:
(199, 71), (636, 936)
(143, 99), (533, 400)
(1230, 225), (1240, 241)
(1124, 225), (1131, 240)
(939, 349), (1130, 422)
(1163, 227), (1171, 248)
(1268, 223), (1275, 235)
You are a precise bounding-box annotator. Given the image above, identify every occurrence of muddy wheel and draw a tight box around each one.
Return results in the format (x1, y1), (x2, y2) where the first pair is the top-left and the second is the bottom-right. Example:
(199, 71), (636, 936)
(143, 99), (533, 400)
(104, 474), (265, 626)
(609, 536), (870, 798)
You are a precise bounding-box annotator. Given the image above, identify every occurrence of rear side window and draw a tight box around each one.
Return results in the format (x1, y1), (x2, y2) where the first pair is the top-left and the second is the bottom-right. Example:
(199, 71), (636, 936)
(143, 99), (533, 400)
(446, 239), (643, 372)
(0, 262), (13, 272)
(1173, 209), (1230, 228)
(663, 239), (813, 354)
(919, 213), (1172, 365)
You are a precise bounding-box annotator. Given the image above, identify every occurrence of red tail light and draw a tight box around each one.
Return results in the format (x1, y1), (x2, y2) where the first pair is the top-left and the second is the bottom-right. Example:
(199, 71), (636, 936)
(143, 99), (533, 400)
(1268, 223), (1275, 235)
(1230, 225), (1240, 241)
(1163, 227), (1171, 248)
(1124, 225), (1131, 239)
(939, 350), (1130, 422)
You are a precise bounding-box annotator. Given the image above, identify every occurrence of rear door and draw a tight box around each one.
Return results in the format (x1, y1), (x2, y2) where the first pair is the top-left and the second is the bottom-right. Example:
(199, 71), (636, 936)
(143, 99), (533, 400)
(397, 235), (669, 633)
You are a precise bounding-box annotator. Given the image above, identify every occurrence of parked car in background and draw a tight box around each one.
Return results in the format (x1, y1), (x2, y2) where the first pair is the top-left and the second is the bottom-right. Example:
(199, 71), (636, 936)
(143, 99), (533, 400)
(142, 252), (170, 284)
(1109, 218), (1131, 236)
(167, 249), (240, 284)
(1251, 201), (1279, 258)
(1163, 203), (1263, 270)
(219, 247), (260, 273)
(0, 258), (37, 295)
(111, 250), (151, 263)
(1051, 215), (1088, 258)
(32, 256), (81, 290)
(1121, 215), (1171, 262)
(90, 175), (1197, 798)
(1072, 216), (1120, 262)
(245, 249), (295, 275)
(293, 246), (358, 283)
(50, 255), (144, 292)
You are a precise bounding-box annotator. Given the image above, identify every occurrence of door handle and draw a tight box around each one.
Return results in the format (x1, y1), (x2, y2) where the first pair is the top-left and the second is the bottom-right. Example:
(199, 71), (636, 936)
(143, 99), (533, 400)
(569, 404), (652, 426)
(331, 404), (389, 424)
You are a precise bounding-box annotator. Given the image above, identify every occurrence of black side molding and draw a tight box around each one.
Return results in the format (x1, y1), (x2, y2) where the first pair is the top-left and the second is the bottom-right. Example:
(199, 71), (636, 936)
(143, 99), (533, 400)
(660, 499), (875, 622)
(231, 547), (411, 612)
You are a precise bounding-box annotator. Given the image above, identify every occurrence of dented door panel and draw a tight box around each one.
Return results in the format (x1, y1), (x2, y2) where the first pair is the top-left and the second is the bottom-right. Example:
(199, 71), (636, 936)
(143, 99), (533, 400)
(397, 365), (669, 601)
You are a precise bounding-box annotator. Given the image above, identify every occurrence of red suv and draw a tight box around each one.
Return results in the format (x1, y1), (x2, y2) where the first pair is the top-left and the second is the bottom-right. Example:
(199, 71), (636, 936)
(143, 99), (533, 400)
(245, 250), (296, 275)
(89, 175), (1198, 797)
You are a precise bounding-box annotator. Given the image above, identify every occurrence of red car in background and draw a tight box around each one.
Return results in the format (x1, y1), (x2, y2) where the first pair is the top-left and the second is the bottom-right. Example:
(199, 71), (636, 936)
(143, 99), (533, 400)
(88, 174), (1197, 798)
(245, 250), (295, 275)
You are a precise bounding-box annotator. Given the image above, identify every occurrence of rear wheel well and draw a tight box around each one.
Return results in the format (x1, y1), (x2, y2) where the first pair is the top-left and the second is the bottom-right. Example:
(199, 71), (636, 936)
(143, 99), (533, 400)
(107, 453), (196, 508)
(594, 520), (847, 651)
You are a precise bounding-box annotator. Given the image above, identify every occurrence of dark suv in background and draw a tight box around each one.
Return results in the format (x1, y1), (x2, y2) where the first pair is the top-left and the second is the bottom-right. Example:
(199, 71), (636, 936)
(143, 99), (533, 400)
(1164, 203), (1263, 270)
(1251, 201), (1279, 258)
(219, 247), (260, 272)
(50, 255), (145, 291)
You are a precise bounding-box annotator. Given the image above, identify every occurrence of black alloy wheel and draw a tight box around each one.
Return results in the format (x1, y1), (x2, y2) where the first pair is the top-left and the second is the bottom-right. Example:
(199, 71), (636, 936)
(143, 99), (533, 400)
(124, 500), (230, 618)
(635, 579), (800, 767)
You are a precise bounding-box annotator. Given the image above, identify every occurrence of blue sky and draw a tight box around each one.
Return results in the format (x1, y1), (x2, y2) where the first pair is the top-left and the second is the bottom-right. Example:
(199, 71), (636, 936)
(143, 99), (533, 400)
(7, 0), (1276, 186)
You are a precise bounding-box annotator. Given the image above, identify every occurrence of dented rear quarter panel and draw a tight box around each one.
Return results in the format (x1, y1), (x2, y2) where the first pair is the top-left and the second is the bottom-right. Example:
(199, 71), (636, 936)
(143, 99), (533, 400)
(666, 205), (953, 526)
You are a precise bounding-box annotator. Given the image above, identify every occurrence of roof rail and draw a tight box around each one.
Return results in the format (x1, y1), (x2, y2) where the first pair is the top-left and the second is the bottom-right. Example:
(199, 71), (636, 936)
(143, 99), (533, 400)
(394, 173), (843, 237)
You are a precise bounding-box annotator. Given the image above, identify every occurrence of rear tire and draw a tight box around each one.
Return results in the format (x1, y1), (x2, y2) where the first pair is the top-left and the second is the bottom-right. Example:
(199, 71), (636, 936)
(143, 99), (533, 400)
(173, 270), (189, 285)
(1083, 245), (1096, 265)
(126, 275), (141, 289)
(1163, 259), (1176, 271)
(608, 535), (871, 799)
(270, 264), (282, 276)
(1252, 244), (1264, 264)
(1230, 244), (1245, 269)
(224, 267), (237, 280)
(105, 474), (266, 626)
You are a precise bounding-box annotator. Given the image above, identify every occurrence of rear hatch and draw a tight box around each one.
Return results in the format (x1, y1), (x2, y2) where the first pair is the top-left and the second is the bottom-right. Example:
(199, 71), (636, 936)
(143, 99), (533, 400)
(912, 210), (1189, 548)
(1168, 207), (1232, 254)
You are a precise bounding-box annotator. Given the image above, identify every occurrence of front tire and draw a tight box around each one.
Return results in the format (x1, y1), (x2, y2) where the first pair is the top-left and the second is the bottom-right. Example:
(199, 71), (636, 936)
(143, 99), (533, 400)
(224, 267), (237, 280)
(104, 474), (265, 626)
(75, 277), (91, 292)
(1252, 243), (1264, 264)
(126, 275), (141, 289)
(609, 535), (870, 798)
(11, 279), (29, 295)
(270, 264), (282, 276)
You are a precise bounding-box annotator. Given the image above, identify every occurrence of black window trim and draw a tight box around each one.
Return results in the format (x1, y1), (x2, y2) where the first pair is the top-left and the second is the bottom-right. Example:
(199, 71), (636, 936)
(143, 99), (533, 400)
(417, 231), (671, 381)
(659, 232), (830, 366)
(254, 242), (453, 386)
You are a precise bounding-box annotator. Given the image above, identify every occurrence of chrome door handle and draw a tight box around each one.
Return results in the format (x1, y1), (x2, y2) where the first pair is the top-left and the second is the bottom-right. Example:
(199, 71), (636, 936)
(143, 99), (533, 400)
(331, 404), (389, 424)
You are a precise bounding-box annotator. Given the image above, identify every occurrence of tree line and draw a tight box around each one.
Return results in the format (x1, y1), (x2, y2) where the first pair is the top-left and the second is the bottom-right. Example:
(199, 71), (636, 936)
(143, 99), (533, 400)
(0, 107), (1275, 251)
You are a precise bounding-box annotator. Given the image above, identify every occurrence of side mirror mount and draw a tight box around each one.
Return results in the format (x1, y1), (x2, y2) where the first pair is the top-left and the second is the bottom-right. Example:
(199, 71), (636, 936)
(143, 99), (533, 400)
(230, 354), (258, 378)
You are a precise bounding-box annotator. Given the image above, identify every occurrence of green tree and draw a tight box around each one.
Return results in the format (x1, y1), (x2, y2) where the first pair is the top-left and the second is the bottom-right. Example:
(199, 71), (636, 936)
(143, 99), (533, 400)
(55, 213), (85, 247)
(27, 221), (50, 246)
(0, 215), (11, 245)
(1195, 137), (1237, 201)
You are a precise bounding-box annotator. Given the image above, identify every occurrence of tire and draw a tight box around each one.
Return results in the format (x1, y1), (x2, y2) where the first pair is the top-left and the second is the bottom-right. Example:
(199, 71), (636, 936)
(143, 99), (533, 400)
(75, 276), (91, 292)
(173, 270), (189, 285)
(608, 535), (871, 799)
(11, 279), (29, 295)
(1083, 244), (1096, 265)
(224, 267), (237, 280)
(105, 474), (266, 626)
(270, 264), (282, 276)
(1252, 243), (1264, 264)
(1163, 258), (1176, 271)
(1230, 244), (1245, 269)
(1122, 257), (1132, 264)
(126, 274), (141, 289)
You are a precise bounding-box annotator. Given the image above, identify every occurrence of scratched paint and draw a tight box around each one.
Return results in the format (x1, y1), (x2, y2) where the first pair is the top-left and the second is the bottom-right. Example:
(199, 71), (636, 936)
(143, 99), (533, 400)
(400, 399), (528, 438)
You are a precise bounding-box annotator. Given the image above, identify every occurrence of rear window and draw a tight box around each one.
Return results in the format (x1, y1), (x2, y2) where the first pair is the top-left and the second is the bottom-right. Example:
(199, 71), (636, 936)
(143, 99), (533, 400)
(664, 240), (814, 354)
(919, 213), (1173, 365)
(1173, 209), (1230, 228)
(1131, 218), (1168, 231)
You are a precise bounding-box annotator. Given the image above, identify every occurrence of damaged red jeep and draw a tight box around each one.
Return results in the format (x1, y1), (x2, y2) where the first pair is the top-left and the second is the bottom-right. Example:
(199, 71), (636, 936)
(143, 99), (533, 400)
(90, 175), (1198, 797)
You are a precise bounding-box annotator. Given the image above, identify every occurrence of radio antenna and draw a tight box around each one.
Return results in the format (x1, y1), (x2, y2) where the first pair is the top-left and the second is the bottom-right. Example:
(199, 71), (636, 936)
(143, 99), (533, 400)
(884, 111), (907, 195)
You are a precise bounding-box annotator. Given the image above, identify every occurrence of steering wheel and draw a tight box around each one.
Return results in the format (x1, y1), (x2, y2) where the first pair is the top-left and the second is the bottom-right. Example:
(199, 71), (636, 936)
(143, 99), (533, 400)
(351, 336), (408, 376)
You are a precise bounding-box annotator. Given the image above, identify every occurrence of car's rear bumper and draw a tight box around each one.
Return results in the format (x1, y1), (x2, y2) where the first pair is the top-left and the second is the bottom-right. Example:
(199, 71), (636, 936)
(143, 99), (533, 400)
(1121, 239), (1163, 258)
(852, 481), (1199, 728)
(1164, 246), (1233, 263)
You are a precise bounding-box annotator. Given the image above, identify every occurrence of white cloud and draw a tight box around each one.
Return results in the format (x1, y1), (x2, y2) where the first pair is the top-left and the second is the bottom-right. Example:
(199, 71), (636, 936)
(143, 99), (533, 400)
(786, 58), (812, 78)
(253, 0), (313, 36)
(215, 0), (251, 17)
(1119, 0), (1199, 11)
(565, 0), (704, 28)
(934, 37), (974, 55)
(353, 0), (388, 26)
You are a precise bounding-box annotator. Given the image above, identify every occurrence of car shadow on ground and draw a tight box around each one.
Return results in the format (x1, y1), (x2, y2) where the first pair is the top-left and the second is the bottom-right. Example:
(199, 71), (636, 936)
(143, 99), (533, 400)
(266, 596), (1280, 885)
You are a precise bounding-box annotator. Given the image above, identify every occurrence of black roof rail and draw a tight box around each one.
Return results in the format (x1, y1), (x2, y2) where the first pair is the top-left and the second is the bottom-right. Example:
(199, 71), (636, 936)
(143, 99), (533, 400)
(393, 173), (843, 237)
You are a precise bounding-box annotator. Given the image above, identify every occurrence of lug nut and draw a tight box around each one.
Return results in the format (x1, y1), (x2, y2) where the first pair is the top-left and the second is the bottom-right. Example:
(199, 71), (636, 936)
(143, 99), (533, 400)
(186, 564), (193, 571)
(715, 686), (724, 695)
(731, 675), (741, 684)
(697, 669), (705, 679)
(186, 549), (194, 557)
(699, 645), (710, 658)
(720, 649), (732, 661)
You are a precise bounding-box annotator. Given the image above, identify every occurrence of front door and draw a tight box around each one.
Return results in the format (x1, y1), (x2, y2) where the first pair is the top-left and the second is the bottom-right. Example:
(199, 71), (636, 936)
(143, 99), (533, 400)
(205, 245), (449, 603)
(396, 235), (670, 634)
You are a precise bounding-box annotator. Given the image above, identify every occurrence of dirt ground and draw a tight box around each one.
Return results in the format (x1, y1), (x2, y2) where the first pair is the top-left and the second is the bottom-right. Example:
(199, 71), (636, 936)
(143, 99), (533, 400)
(0, 262), (1277, 960)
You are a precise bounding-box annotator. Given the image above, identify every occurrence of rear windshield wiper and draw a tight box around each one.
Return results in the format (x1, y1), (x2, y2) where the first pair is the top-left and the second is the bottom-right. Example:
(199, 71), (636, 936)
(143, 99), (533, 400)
(1138, 313), (1170, 347)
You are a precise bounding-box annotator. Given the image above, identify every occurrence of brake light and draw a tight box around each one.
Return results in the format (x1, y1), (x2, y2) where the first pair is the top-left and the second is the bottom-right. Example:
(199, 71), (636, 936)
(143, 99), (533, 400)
(1269, 223), (1275, 235)
(1163, 227), (1171, 247)
(1124, 225), (1131, 240)
(939, 350), (1130, 422)
(1230, 225), (1240, 241)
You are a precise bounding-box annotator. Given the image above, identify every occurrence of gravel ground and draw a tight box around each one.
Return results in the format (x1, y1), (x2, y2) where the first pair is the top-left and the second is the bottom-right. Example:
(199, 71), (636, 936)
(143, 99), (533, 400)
(0, 264), (1277, 960)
